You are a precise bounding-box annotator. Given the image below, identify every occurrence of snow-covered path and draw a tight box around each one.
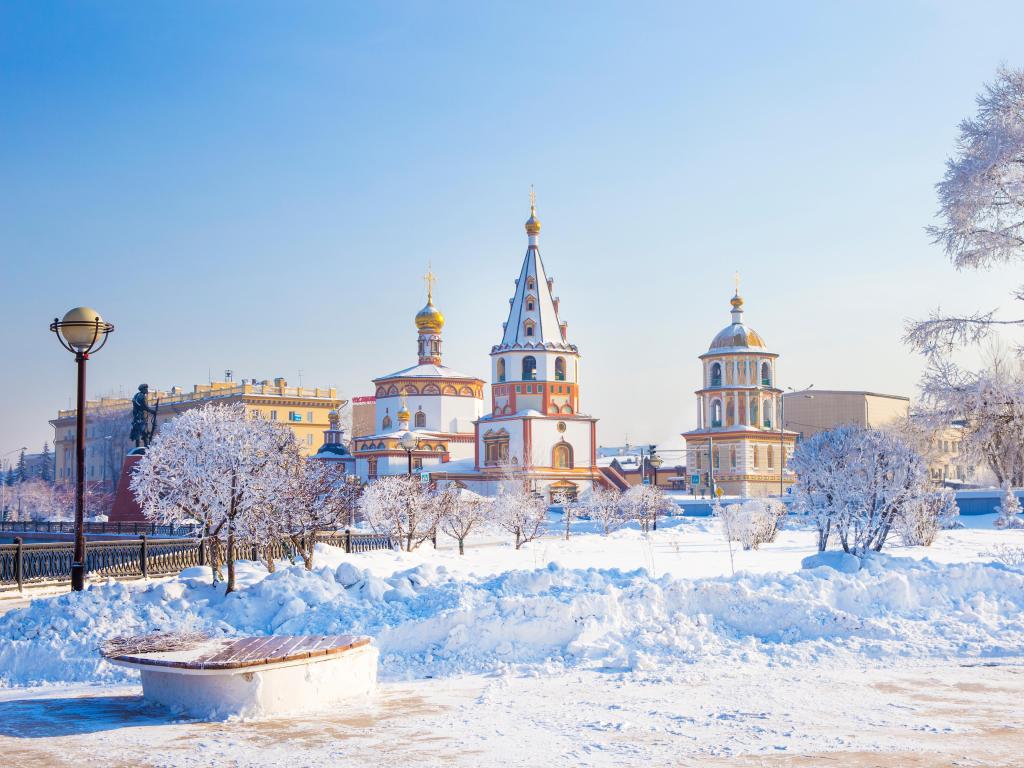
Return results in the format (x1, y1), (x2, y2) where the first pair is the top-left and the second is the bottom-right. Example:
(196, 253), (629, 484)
(1, 660), (1022, 767)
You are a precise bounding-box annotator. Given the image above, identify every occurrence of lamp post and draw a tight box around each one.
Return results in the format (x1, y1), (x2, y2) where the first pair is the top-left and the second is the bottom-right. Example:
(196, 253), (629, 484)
(399, 430), (419, 477)
(649, 451), (663, 530)
(779, 385), (813, 497)
(50, 307), (113, 591)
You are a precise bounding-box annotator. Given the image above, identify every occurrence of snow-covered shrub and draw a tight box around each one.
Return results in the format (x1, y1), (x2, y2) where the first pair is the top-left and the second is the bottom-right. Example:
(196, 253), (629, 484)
(896, 487), (959, 546)
(434, 486), (490, 554)
(359, 475), (436, 552)
(571, 487), (625, 536)
(988, 544), (1024, 569)
(791, 426), (932, 555)
(995, 485), (1023, 529)
(282, 462), (363, 569)
(717, 499), (786, 551)
(620, 484), (673, 532)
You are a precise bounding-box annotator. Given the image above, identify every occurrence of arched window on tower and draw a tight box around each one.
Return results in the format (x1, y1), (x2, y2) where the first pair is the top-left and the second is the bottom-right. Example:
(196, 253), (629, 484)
(552, 442), (574, 469)
(414, 410), (426, 428)
(749, 398), (758, 426)
(483, 429), (510, 466)
(555, 357), (566, 381)
(761, 361), (772, 387)
(763, 399), (773, 428)
(497, 358), (506, 383)
(522, 356), (537, 381)
(710, 362), (722, 387)
(767, 445), (775, 468)
(711, 399), (723, 428)
(382, 413), (392, 431)
(730, 447), (737, 469)
(726, 399), (735, 427)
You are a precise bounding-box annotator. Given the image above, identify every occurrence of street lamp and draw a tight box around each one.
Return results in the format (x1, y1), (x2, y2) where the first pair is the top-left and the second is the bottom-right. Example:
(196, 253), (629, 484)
(399, 430), (419, 476)
(649, 452), (664, 530)
(779, 385), (813, 497)
(50, 307), (114, 591)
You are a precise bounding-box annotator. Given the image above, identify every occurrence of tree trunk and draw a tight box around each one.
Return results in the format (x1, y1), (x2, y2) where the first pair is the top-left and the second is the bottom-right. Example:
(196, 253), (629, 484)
(458, 537), (465, 555)
(225, 530), (236, 594)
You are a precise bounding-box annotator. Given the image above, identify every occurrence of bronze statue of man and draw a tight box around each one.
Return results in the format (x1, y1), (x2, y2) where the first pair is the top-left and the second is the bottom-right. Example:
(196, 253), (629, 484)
(130, 384), (158, 448)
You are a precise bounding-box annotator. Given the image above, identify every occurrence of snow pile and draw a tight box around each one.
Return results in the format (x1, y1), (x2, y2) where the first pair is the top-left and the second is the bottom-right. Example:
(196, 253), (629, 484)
(2, 551), (1024, 687)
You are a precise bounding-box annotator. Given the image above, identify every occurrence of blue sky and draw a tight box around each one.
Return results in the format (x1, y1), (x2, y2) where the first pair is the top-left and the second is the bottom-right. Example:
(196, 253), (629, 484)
(3, 1), (1024, 458)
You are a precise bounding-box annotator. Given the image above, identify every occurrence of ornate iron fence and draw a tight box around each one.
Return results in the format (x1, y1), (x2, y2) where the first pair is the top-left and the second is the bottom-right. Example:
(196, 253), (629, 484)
(0, 530), (395, 589)
(0, 520), (200, 538)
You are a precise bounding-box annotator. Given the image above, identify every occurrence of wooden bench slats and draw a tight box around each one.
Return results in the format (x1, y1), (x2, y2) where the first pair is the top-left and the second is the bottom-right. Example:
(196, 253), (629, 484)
(109, 634), (371, 671)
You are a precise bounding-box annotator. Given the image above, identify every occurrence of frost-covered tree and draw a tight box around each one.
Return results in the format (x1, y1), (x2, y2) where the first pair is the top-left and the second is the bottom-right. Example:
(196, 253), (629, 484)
(718, 499), (787, 551)
(279, 460), (362, 569)
(572, 486), (625, 536)
(434, 486), (489, 554)
(359, 475), (435, 552)
(712, 499), (735, 575)
(621, 484), (673, 533)
(132, 403), (298, 592)
(917, 353), (1024, 486)
(995, 484), (1023, 529)
(906, 67), (1024, 356)
(490, 465), (547, 550)
(896, 487), (959, 546)
(791, 426), (936, 555)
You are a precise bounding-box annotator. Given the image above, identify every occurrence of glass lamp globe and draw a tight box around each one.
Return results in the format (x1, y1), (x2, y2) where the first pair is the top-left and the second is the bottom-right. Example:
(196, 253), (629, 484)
(399, 431), (419, 451)
(59, 307), (104, 350)
(650, 455), (664, 469)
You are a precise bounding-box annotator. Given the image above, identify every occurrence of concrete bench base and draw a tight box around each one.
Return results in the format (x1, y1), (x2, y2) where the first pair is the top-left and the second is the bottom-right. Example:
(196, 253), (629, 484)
(108, 634), (378, 719)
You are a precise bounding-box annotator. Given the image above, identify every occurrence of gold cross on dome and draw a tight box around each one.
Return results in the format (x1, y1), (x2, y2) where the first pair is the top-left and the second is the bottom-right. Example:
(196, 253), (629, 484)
(734, 271), (740, 295)
(423, 262), (436, 302)
(529, 185), (536, 212)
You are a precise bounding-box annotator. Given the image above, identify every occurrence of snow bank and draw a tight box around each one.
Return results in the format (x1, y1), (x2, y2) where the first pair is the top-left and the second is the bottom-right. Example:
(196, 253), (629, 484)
(2, 552), (1023, 688)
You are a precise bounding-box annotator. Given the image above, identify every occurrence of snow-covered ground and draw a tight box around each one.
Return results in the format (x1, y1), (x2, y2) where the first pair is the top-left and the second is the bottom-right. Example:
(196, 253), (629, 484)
(1, 515), (1023, 766)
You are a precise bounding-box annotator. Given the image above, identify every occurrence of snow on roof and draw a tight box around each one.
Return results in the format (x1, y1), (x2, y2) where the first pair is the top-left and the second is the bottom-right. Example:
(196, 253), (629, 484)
(375, 363), (482, 381)
(425, 457), (477, 473)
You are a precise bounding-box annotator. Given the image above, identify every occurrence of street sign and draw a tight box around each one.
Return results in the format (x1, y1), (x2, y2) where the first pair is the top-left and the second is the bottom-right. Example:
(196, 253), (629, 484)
(420, 471), (430, 485)
(715, 487), (724, 497)
(642, 477), (651, 485)
(690, 474), (700, 485)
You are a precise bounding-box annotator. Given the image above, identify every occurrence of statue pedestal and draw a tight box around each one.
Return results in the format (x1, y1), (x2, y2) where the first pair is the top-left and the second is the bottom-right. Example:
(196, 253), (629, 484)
(110, 450), (147, 523)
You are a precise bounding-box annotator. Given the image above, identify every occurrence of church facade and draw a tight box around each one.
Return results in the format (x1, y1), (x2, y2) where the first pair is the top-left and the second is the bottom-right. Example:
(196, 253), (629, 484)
(682, 287), (797, 498)
(350, 277), (484, 481)
(438, 198), (604, 502)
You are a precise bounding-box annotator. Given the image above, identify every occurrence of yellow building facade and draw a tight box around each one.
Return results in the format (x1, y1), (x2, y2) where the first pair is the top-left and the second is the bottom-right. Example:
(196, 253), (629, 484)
(51, 377), (344, 488)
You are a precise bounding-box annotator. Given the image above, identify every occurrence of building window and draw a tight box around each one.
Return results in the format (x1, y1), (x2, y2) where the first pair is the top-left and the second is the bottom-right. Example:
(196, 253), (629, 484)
(497, 358), (506, 383)
(710, 362), (722, 387)
(368, 457), (378, 480)
(522, 356), (537, 381)
(307, 434), (313, 446)
(730, 447), (737, 469)
(714, 448), (721, 469)
(711, 400), (723, 428)
(526, 296), (536, 311)
(484, 429), (510, 466)
(415, 410), (426, 428)
(555, 357), (566, 381)
(270, 410), (278, 421)
(552, 442), (573, 469)
(307, 411), (314, 423)
(413, 457), (423, 470)
(749, 399), (758, 426)
(761, 361), (772, 387)
(524, 320), (535, 337)
(383, 414), (393, 430)
(726, 400), (735, 427)
(763, 399), (772, 428)
(767, 446), (774, 468)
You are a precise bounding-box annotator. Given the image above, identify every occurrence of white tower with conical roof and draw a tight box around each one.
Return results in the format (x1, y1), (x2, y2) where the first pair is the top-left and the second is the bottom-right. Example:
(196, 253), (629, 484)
(464, 194), (602, 502)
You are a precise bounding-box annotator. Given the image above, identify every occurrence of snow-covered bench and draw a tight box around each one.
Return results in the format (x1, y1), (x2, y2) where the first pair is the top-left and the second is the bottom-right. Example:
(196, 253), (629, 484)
(106, 634), (378, 718)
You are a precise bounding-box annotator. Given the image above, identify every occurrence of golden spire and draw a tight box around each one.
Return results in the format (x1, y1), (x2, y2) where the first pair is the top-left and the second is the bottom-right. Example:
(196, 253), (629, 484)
(415, 264), (445, 333)
(398, 394), (410, 422)
(730, 271), (744, 310)
(423, 261), (436, 303)
(525, 185), (541, 236)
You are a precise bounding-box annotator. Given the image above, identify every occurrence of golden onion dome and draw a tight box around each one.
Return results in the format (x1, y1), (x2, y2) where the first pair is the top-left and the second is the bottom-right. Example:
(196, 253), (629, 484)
(525, 208), (541, 236)
(397, 404), (411, 422)
(730, 292), (744, 310)
(415, 299), (445, 333)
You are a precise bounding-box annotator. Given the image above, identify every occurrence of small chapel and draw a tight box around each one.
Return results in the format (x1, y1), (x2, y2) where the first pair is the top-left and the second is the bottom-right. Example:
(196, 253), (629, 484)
(682, 283), (797, 498)
(350, 274), (484, 481)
